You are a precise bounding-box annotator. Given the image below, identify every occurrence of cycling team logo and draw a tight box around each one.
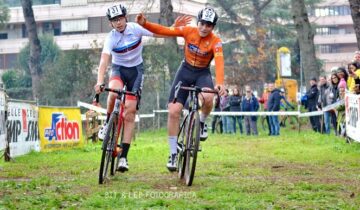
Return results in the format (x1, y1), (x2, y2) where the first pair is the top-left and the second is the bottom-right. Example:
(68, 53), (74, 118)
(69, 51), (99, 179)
(44, 113), (80, 141)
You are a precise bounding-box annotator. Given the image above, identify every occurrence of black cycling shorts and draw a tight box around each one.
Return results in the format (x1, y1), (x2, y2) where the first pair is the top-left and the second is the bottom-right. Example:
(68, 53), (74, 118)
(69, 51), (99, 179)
(110, 63), (144, 101)
(168, 61), (214, 105)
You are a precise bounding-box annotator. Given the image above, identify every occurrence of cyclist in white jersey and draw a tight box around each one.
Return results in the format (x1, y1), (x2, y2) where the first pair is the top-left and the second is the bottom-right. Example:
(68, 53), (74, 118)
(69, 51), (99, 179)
(94, 4), (191, 172)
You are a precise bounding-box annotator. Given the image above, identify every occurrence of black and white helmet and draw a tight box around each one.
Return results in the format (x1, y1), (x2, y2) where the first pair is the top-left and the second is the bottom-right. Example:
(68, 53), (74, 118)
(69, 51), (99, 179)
(197, 7), (218, 26)
(106, 4), (127, 20)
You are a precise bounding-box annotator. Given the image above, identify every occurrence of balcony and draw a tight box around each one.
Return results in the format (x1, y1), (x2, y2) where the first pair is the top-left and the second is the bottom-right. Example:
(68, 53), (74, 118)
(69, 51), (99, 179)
(314, 33), (356, 45)
(309, 15), (353, 26)
(8, 0), (205, 23)
(0, 33), (169, 54)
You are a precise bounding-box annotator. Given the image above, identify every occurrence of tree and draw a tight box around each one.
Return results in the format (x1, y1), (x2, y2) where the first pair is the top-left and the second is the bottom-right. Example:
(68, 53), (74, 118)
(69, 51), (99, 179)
(158, 0), (182, 81)
(39, 49), (96, 106)
(291, 0), (319, 81)
(18, 34), (61, 75)
(0, 0), (10, 29)
(213, 0), (297, 89)
(349, 0), (360, 50)
(21, 0), (42, 99)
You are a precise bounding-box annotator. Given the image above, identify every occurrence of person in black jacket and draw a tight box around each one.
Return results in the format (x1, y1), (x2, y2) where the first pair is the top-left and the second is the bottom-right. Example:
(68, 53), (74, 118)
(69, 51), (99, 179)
(229, 88), (243, 134)
(306, 77), (321, 132)
(267, 83), (281, 135)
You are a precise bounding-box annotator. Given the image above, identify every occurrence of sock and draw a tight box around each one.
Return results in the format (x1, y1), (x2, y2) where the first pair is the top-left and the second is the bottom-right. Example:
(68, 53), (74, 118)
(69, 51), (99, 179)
(168, 136), (178, 155)
(106, 112), (111, 123)
(120, 143), (130, 159)
(200, 113), (208, 123)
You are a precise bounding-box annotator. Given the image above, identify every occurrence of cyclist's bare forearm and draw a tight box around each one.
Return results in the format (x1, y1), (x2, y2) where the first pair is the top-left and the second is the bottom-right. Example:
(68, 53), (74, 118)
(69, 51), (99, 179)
(95, 53), (110, 93)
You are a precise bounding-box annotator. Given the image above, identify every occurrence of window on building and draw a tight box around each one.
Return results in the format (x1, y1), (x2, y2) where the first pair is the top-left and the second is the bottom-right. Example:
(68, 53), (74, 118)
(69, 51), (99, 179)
(310, 5), (351, 17)
(5, 0), (60, 7)
(318, 45), (340, 54)
(0, 54), (18, 69)
(0, 33), (8, 40)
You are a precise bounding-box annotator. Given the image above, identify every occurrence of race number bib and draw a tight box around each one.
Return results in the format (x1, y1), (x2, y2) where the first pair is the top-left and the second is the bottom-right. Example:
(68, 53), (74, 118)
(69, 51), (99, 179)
(109, 5), (124, 18)
(202, 9), (216, 22)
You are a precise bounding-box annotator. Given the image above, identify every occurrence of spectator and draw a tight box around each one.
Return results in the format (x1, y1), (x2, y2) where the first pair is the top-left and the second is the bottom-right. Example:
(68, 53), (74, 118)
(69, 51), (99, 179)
(229, 87), (243, 134)
(347, 62), (360, 93)
(306, 77), (321, 132)
(353, 50), (360, 63)
(267, 83), (281, 135)
(211, 94), (223, 134)
(220, 89), (232, 134)
(317, 75), (332, 134)
(329, 73), (340, 135)
(259, 83), (271, 135)
(241, 85), (259, 135)
(336, 67), (349, 90)
(279, 88), (295, 111)
(279, 88), (295, 127)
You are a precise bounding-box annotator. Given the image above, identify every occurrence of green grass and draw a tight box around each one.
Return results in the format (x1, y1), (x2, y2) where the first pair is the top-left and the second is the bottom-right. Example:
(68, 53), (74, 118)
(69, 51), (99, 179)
(0, 128), (359, 209)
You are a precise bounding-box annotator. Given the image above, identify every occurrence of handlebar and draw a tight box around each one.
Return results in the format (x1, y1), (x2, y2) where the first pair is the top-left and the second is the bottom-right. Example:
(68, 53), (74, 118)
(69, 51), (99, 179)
(93, 84), (136, 104)
(172, 81), (219, 103)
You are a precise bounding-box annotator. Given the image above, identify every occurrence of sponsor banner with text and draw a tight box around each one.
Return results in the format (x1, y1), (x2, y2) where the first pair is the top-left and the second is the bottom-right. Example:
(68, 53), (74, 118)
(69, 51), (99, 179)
(345, 93), (360, 142)
(39, 107), (83, 152)
(6, 101), (40, 157)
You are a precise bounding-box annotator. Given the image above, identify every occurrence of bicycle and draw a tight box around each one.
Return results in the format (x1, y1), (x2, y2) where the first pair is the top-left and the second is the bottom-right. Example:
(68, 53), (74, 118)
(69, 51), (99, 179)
(94, 84), (136, 184)
(173, 81), (218, 186)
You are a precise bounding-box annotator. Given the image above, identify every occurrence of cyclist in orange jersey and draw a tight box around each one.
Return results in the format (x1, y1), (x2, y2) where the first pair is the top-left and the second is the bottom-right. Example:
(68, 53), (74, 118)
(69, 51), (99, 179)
(136, 7), (226, 171)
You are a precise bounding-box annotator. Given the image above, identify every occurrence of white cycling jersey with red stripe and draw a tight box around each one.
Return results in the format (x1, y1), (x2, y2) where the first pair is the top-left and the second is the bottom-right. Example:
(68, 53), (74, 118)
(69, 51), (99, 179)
(102, 22), (153, 67)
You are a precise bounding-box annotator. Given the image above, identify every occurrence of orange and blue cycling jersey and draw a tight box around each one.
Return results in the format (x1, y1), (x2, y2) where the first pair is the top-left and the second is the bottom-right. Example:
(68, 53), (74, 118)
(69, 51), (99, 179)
(142, 21), (224, 85)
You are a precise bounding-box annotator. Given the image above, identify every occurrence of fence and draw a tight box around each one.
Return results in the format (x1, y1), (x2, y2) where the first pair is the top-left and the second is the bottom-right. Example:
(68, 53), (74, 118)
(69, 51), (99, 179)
(1, 88), (359, 161)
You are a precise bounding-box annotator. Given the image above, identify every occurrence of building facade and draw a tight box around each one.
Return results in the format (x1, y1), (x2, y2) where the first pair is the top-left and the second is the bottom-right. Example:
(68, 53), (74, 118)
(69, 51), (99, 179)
(309, 0), (356, 72)
(0, 0), (207, 70)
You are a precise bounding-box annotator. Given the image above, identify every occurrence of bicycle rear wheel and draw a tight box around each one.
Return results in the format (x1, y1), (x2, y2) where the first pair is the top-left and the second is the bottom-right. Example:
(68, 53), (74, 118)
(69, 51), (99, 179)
(177, 115), (188, 179)
(184, 111), (200, 186)
(99, 114), (117, 184)
(284, 115), (299, 129)
(111, 119), (124, 176)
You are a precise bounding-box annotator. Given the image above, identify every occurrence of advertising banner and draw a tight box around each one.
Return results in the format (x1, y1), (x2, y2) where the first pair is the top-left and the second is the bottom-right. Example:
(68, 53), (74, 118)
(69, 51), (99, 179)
(345, 93), (360, 142)
(0, 90), (6, 150)
(6, 101), (40, 157)
(39, 107), (83, 152)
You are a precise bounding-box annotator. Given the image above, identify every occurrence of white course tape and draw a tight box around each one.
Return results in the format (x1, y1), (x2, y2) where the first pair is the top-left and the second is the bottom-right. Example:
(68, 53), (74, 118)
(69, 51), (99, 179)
(210, 111), (299, 116)
(78, 99), (345, 119)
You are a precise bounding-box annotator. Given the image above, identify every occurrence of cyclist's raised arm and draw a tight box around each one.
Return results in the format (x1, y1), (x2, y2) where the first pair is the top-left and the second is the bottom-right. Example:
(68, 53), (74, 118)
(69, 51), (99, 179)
(212, 39), (225, 96)
(136, 13), (186, 37)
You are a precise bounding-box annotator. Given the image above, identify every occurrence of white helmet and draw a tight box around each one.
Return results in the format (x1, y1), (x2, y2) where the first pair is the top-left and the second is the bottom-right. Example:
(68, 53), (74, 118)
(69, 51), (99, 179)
(106, 4), (127, 20)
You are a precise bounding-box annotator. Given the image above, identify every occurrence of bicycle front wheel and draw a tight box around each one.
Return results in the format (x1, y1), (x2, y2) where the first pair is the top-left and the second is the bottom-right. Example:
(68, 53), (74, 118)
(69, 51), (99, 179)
(99, 114), (117, 184)
(184, 111), (200, 186)
(111, 119), (124, 176)
(177, 115), (188, 179)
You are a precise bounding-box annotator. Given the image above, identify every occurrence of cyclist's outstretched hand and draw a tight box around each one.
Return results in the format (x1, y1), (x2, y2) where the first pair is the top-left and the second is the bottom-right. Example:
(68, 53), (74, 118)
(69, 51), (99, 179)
(136, 13), (147, 26)
(173, 15), (192, 27)
(216, 85), (226, 96)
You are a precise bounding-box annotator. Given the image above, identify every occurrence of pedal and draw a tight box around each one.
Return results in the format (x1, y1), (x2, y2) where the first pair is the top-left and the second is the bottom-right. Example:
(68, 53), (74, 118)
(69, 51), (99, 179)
(198, 146), (202, 152)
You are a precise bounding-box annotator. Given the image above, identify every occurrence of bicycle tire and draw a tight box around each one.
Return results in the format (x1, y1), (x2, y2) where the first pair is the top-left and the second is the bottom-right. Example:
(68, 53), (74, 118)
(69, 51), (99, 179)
(111, 119), (124, 176)
(99, 114), (117, 184)
(177, 115), (188, 179)
(184, 111), (200, 186)
(215, 119), (222, 134)
(261, 116), (267, 131)
(284, 115), (299, 129)
(337, 112), (346, 137)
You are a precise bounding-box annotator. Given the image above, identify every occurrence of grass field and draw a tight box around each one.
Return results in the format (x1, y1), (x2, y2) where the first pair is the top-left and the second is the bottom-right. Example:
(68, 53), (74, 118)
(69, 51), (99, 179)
(1, 127), (359, 209)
